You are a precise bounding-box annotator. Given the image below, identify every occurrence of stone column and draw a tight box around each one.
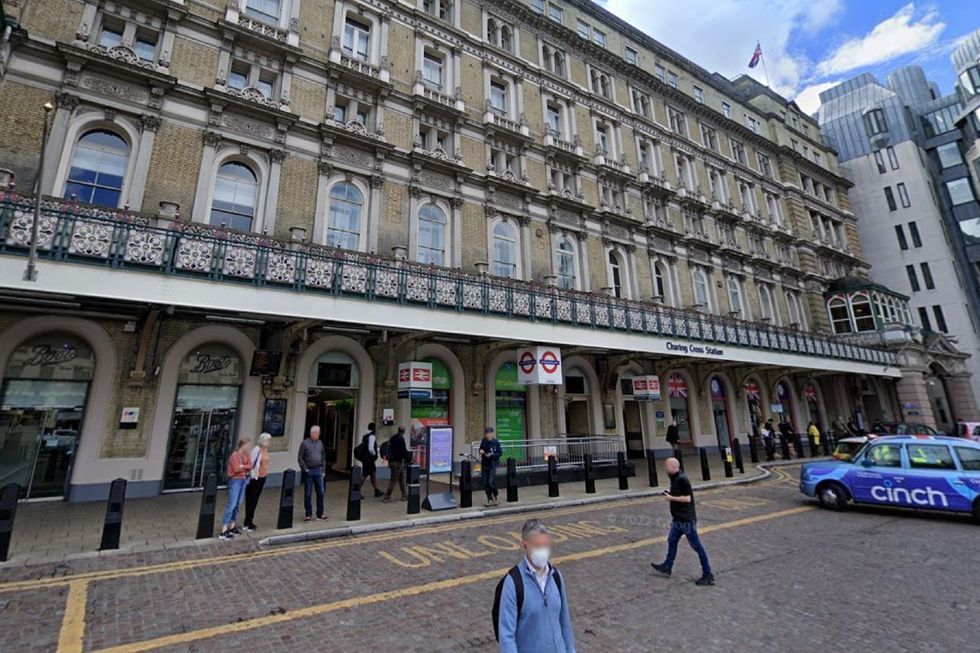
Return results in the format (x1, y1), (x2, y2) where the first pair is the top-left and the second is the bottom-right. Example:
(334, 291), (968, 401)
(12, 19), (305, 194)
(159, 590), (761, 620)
(368, 173), (384, 253)
(262, 149), (286, 235)
(894, 369), (937, 428)
(942, 373), (980, 421)
(128, 115), (160, 211)
(191, 131), (222, 223)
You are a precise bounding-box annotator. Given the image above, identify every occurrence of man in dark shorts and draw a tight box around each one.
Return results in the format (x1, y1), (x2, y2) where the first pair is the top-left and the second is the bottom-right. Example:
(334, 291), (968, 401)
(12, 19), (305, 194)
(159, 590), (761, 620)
(359, 422), (383, 498)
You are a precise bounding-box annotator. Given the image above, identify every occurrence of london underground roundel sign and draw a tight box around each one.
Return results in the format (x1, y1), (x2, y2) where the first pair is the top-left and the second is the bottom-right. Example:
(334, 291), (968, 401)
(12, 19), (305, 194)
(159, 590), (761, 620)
(516, 346), (562, 385)
(539, 350), (560, 374)
(518, 350), (537, 375)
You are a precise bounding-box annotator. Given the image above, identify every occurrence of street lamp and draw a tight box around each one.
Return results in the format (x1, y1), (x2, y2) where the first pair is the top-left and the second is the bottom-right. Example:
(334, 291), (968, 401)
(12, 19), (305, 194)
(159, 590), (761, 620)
(24, 101), (55, 282)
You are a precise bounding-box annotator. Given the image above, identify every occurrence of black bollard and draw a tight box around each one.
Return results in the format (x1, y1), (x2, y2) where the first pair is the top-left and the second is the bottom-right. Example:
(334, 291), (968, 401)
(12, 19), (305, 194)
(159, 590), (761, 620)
(583, 453), (596, 494)
(749, 437), (759, 464)
(699, 448), (711, 481)
(459, 460), (473, 508)
(277, 469), (296, 530)
(722, 448), (734, 478)
(822, 437), (832, 456)
(506, 457), (518, 503)
(547, 456), (559, 497)
(99, 478), (127, 551)
(674, 447), (685, 472)
(0, 483), (19, 562)
(733, 438), (745, 474)
(196, 473), (218, 539)
(346, 465), (362, 521)
(617, 451), (629, 490)
(779, 434), (791, 460)
(646, 449), (659, 487)
(407, 464), (421, 515)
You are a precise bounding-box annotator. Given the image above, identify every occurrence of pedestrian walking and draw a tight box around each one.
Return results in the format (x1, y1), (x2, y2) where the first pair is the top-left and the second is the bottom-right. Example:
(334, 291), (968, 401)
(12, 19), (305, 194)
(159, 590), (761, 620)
(761, 418), (776, 460)
(242, 432), (272, 531)
(480, 426), (502, 507)
(665, 416), (680, 450)
(807, 420), (822, 455)
(356, 422), (384, 498)
(650, 457), (714, 586)
(219, 437), (253, 541)
(383, 426), (409, 503)
(493, 519), (576, 653)
(298, 425), (327, 522)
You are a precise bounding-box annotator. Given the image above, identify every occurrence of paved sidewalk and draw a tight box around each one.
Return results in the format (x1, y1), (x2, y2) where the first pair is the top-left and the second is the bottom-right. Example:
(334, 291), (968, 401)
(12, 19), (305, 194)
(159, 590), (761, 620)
(2, 450), (807, 566)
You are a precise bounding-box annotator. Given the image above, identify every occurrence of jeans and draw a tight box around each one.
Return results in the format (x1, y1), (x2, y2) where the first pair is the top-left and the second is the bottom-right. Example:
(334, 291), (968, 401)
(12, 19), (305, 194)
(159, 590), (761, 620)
(385, 461), (406, 499)
(303, 468), (325, 518)
(243, 476), (266, 527)
(663, 520), (712, 576)
(222, 477), (248, 527)
(482, 462), (498, 501)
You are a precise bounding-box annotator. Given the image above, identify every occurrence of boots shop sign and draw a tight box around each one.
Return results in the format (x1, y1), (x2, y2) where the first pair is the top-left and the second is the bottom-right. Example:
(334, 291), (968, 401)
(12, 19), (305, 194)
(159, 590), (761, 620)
(517, 346), (563, 385)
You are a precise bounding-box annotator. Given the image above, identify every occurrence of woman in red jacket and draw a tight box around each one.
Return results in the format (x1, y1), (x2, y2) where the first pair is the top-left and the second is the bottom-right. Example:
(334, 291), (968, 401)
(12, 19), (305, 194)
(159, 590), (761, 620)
(219, 437), (253, 541)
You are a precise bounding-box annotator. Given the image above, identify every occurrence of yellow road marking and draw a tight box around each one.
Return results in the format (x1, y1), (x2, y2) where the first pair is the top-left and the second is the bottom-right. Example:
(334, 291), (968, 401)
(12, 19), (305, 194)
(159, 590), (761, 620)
(56, 580), (89, 653)
(91, 506), (813, 653)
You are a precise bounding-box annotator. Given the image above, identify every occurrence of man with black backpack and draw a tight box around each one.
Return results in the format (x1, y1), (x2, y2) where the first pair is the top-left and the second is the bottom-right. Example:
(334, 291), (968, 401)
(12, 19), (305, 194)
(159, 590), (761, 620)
(493, 519), (576, 653)
(355, 422), (383, 498)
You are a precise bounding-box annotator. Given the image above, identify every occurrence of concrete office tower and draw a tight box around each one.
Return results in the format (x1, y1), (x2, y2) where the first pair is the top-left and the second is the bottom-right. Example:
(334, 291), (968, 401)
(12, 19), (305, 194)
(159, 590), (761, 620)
(817, 66), (980, 430)
(952, 30), (980, 279)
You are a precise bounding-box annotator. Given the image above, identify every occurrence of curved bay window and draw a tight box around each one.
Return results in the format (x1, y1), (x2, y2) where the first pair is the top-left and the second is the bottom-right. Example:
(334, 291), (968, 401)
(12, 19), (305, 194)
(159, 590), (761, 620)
(418, 204), (447, 266)
(64, 130), (130, 207)
(210, 162), (258, 231)
(850, 292), (876, 331)
(326, 182), (364, 251)
(492, 221), (518, 278)
(828, 297), (852, 334)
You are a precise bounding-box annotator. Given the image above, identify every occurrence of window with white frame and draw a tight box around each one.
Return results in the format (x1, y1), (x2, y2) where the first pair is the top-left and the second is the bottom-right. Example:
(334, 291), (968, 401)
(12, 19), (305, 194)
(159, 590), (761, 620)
(744, 113), (759, 133)
(245, 0), (281, 24)
(326, 182), (364, 250)
(555, 236), (578, 289)
(674, 152), (692, 189)
(546, 102), (562, 136)
(422, 51), (445, 91)
(684, 209), (704, 235)
(827, 296), (851, 334)
(418, 203), (448, 266)
(667, 106), (686, 136)
(548, 161), (576, 194)
(718, 220), (735, 246)
(489, 141), (519, 175)
(707, 167), (727, 203)
(608, 249), (628, 298)
(489, 78), (508, 115)
(492, 221), (519, 278)
(625, 46), (638, 65)
(530, 0), (544, 13)
(97, 16), (159, 64)
(210, 161), (259, 231)
(738, 181), (756, 213)
(693, 85), (704, 103)
(590, 69), (612, 99)
(654, 64), (665, 83)
(486, 18), (514, 52)
(417, 115), (453, 152)
(758, 283), (778, 324)
(224, 59), (278, 101)
(332, 94), (370, 127)
(653, 260), (669, 301)
(64, 129), (130, 208)
(721, 101), (732, 119)
(727, 276), (744, 316)
(593, 29), (606, 47)
(547, 2), (563, 23)
(691, 268), (710, 308)
(576, 18), (590, 39)
(667, 70), (678, 88)
(343, 16), (370, 61)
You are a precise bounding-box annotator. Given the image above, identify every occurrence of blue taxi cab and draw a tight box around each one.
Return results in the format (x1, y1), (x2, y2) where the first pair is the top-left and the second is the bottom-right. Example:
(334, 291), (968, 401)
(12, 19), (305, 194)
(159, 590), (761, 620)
(799, 435), (980, 522)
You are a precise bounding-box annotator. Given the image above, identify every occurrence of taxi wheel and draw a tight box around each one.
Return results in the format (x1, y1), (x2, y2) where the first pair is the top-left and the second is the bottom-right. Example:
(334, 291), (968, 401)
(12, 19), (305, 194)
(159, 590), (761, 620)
(817, 481), (848, 511)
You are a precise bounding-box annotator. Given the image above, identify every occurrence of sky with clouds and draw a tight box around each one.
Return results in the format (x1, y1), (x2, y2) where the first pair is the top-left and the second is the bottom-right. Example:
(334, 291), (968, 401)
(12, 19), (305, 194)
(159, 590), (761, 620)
(597, 1), (979, 115)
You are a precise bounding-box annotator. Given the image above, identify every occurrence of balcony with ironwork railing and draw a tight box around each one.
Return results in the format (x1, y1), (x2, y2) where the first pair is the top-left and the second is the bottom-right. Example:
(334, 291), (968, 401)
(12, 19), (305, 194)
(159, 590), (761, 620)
(0, 191), (899, 369)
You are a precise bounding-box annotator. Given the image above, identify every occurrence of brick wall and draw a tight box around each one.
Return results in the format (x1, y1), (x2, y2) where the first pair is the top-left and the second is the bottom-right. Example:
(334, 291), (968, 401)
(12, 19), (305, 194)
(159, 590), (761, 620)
(140, 122), (204, 216)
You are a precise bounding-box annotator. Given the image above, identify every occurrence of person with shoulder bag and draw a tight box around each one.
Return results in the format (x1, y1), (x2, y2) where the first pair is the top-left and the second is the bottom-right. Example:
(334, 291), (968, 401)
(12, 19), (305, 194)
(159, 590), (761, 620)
(243, 432), (271, 532)
(356, 422), (383, 498)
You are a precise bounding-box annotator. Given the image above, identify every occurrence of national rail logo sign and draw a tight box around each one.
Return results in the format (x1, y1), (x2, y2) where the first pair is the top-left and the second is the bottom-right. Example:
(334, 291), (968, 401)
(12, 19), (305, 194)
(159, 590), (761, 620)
(516, 346), (563, 385)
(397, 361), (433, 398)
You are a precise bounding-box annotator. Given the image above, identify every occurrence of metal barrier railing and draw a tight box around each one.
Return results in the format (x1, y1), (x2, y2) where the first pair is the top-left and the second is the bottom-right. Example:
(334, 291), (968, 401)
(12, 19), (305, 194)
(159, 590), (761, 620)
(468, 436), (625, 472)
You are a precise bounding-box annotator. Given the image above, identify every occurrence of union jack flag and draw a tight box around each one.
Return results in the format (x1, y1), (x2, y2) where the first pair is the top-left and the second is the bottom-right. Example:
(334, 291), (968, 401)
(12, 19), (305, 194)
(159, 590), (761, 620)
(744, 381), (760, 400)
(748, 42), (762, 69)
(667, 374), (688, 399)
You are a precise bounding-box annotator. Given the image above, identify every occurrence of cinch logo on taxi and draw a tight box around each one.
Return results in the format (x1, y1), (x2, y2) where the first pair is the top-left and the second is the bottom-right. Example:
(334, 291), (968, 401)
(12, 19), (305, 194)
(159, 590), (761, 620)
(870, 485), (949, 508)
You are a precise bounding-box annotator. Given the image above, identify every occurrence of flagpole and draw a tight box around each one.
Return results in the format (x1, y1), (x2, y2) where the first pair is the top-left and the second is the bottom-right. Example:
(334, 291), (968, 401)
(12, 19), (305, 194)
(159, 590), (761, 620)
(759, 43), (772, 88)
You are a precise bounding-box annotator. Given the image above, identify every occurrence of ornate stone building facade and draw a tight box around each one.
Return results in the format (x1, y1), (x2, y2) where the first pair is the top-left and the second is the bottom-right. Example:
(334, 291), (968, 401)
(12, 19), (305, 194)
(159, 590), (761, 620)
(0, 0), (972, 500)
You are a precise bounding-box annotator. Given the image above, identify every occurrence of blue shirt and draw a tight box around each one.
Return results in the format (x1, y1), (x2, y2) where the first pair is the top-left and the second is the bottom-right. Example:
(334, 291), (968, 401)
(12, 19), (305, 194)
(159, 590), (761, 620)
(498, 558), (576, 653)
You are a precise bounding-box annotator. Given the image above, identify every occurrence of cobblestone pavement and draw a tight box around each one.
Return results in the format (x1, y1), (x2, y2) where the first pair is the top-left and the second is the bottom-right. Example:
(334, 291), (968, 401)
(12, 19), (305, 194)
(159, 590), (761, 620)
(1, 466), (978, 653)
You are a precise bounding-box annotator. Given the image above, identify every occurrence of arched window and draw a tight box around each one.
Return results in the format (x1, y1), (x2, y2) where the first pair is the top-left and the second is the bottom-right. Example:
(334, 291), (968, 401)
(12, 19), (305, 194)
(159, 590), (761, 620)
(786, 290), (807, 329)
(727, 276), (743, 316)
(555, 237), (577, 290)
(542, 45), (552, 72)
(418, 203), (447, 266)
(759, 284), (777, 323)
(486, 19), (498, 45)
(492, 221), (518, 278)
(210, 161), (258, 231)
(64, 130), (130, 207)
(828, 296), (851, 334)
(692, 269), (709, 308)
(850, 292), (876, 331)
(608, 250), (625, 298)
(500, 26), (512, 52)
(326, 182), (364, 251)
(653, 262), (667, 300)
(553, 50), (565, 77)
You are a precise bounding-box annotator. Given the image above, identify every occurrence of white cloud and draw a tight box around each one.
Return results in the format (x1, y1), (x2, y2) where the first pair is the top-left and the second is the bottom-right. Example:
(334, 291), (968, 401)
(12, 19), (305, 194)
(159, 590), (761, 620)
(603, 0), (844, 97)
(815, 3), (945, 76)
(793, 81), (840, 115)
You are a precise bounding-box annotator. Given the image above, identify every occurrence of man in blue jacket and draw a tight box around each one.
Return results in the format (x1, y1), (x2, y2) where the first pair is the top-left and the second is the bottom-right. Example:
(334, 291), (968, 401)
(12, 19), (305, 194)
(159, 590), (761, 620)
(497, 519), (576, 653)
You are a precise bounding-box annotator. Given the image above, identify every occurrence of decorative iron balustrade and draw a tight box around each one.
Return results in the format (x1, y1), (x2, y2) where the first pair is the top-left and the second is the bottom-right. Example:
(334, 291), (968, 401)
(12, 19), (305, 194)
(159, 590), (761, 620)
(0, 192), (898, 367)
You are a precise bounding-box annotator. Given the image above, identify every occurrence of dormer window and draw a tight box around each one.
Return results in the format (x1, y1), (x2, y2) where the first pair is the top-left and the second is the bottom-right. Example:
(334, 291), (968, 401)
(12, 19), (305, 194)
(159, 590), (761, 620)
(343, 17), (370, 61)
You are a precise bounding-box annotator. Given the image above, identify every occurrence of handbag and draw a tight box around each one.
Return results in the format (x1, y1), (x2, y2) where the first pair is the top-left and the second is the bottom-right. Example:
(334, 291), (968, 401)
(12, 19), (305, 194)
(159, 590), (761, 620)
(249, 447), (261, 481)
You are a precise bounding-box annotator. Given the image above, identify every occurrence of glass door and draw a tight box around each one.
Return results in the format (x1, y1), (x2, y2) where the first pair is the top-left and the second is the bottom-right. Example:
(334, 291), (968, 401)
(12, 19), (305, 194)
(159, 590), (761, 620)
(0, 379), (89, 499)
(163, 385), (238, 491)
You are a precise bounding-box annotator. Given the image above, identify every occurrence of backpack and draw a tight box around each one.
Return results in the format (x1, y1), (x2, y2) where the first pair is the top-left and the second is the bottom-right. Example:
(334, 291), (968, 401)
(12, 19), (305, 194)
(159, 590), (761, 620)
(491, 565), (562, 642)
(379, 439), (390, 461)
(354, 432), (377, 463)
